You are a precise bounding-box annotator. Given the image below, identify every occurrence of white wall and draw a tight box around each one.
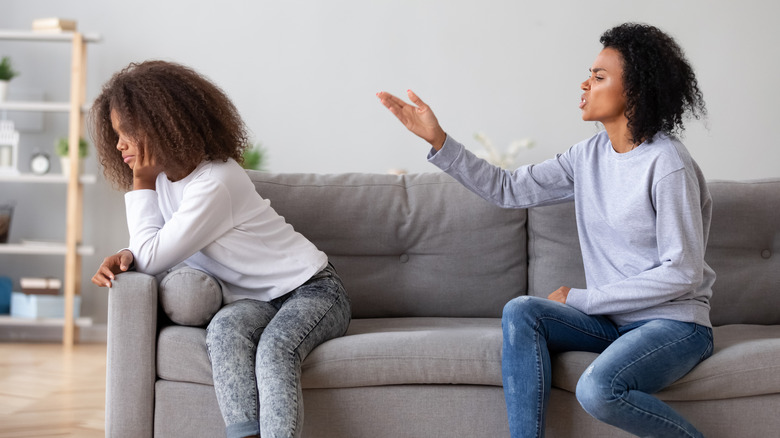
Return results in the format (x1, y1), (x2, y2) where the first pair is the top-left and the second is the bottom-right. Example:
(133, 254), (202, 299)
(1, 0), (778, 322)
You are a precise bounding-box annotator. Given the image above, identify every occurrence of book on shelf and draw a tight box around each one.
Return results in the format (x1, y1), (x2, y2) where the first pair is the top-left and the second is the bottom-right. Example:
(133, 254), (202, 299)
(20, 277), (61, 295)
(32, 18), (77, 33)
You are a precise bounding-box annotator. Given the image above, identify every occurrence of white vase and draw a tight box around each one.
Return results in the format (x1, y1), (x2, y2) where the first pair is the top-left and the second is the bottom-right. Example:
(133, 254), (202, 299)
(0, 80), (8, 102)
(60, 157), (82, 177)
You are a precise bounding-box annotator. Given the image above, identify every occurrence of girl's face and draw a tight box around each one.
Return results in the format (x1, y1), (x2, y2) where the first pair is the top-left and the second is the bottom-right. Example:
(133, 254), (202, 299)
(579, 47), (628, 127)
(110, 109), (140, 169)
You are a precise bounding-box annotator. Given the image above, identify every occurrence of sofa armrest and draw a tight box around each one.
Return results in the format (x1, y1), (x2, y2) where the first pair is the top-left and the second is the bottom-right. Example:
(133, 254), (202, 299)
(105, 272), (158, 438)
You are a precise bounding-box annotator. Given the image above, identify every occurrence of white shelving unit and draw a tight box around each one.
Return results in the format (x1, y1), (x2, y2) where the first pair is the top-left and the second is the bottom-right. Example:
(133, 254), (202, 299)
(0, 29), (101, 347)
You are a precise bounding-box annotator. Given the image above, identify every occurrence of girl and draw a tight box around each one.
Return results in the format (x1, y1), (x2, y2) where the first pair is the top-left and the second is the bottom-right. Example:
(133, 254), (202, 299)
(378, 23), (714, 438)
(90, 60), (351, 438)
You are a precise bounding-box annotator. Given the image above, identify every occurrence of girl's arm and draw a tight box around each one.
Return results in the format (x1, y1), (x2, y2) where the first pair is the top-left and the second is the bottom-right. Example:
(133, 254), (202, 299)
(125, 177), (235, 275)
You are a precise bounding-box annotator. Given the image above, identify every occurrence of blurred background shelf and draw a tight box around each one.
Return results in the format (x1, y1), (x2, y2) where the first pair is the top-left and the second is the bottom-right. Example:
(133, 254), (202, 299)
(0, 315), (93, 327)
(0, 30), (101, 42)
(0, 172), (96, 183)
(0, 101), (92, 113)
(0, 242), (95, 256)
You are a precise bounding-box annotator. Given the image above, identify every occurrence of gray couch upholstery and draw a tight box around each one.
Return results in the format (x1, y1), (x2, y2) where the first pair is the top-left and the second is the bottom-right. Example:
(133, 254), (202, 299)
(105, 172), (780, 438)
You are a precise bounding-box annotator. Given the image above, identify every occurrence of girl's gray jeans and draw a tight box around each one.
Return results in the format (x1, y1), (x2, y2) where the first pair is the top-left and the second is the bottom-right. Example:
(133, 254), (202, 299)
(205, 263), (351, 438)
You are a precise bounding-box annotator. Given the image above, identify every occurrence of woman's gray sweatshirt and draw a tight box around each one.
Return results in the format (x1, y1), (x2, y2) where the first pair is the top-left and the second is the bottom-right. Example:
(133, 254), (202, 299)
(428, 130), (714, 327)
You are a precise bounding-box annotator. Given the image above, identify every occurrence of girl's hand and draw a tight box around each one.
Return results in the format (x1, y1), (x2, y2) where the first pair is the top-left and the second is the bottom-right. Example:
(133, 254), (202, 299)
(132, 144), (163, 190)
(377, 90), (448, 150)
(92, 249), (134, 288)
(548, 286), (571, 304)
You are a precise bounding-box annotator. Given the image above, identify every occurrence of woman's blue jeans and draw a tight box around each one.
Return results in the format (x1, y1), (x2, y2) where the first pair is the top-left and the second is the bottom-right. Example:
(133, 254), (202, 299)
(502, 296), (713, 438)
(205, 264), (351, 438)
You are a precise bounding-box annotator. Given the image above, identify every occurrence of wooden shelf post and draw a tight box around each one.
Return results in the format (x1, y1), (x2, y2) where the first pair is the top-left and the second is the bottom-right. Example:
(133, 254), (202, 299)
(63, 32), (87, 348)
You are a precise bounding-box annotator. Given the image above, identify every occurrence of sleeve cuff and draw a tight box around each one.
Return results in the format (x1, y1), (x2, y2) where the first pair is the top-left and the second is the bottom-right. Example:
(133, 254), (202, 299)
(427, 135), (463, 170)
(565, 287), (588, 312)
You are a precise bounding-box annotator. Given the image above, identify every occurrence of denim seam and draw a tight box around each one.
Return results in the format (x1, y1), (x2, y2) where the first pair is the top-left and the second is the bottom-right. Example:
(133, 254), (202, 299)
(290, 281), (342, 355)
(532, 326), (544, 438)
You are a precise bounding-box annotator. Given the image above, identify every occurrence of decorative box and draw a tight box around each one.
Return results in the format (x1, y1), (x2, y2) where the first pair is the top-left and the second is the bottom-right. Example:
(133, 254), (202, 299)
(10, 292), (80, 319)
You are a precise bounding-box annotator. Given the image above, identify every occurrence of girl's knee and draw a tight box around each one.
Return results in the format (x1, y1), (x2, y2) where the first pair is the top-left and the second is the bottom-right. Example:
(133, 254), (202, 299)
(207, 306), (266, 352)
(255, 333), (299, 377)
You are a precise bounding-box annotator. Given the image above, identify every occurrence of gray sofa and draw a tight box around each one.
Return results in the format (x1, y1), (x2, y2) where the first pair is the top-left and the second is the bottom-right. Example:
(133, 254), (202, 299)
(105, 171), (780, 438)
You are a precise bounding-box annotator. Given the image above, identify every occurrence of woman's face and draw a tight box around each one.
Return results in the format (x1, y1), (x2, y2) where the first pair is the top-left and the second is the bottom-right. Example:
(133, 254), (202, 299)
(110, 109), (140, 169)
(579, 47), (628, 127)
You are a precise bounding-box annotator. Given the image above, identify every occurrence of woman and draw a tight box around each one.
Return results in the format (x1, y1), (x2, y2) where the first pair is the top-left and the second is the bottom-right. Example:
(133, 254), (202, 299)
(378, 23), (714, 437)
(90, 60), (351, 438)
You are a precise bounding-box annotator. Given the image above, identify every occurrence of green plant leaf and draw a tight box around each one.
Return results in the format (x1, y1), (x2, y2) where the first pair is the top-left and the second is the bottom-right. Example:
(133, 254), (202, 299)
(241, 143), (266, 171)
(0, 56), (18, 81)
(55, 137), (89, 158)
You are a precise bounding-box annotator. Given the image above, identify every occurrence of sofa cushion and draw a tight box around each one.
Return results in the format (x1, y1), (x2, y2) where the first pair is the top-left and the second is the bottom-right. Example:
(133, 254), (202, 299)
(159, 267), (222, 327)
(301, 317), (503, 388)
(705, 179), (780, 325)
(551, 324), (780, 401)
(157, 325), (213, 385)
(527, 202), (586, 298)
(156, 317), (503, 389)
(248, 172), (527, 318)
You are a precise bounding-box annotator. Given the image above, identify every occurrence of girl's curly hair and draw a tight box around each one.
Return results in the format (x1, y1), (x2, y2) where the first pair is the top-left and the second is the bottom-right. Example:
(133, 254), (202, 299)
(89, 60), (250, 190)
(600, 23), (707, 144)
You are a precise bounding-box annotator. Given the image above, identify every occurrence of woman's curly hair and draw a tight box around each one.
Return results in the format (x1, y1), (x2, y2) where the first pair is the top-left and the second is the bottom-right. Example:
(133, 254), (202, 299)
(600, 23), (706, 144)
(89, 60), (250, 190)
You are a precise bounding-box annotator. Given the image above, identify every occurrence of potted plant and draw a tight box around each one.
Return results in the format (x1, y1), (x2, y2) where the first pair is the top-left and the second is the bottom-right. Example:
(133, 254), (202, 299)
(0, 56), (19, 102)
(56, 137), (89, 176)
(241, 142), (267, 171)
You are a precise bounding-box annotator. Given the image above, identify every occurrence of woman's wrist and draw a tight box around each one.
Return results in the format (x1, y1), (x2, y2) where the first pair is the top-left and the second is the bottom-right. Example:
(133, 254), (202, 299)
(431, 129), (447, 151)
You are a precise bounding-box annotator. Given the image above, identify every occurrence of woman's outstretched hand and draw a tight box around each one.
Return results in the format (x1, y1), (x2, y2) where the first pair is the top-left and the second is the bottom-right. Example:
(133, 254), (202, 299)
(377, 90), (447, 151)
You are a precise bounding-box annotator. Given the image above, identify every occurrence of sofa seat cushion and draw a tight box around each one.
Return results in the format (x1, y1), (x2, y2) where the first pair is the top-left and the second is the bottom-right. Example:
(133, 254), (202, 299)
(157, 317), (504, 389)
(157, 325), (213, 385)
(301, 317), (503, 388)
(551, 324), (780, 401)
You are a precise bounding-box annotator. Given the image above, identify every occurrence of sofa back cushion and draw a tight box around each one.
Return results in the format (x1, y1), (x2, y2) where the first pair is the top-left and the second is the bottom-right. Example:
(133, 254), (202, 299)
(526, 202), (587, 299)
(706, 179), (780, 325)
(527, 179), (780, 326)
(249, 172), (527, 318)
